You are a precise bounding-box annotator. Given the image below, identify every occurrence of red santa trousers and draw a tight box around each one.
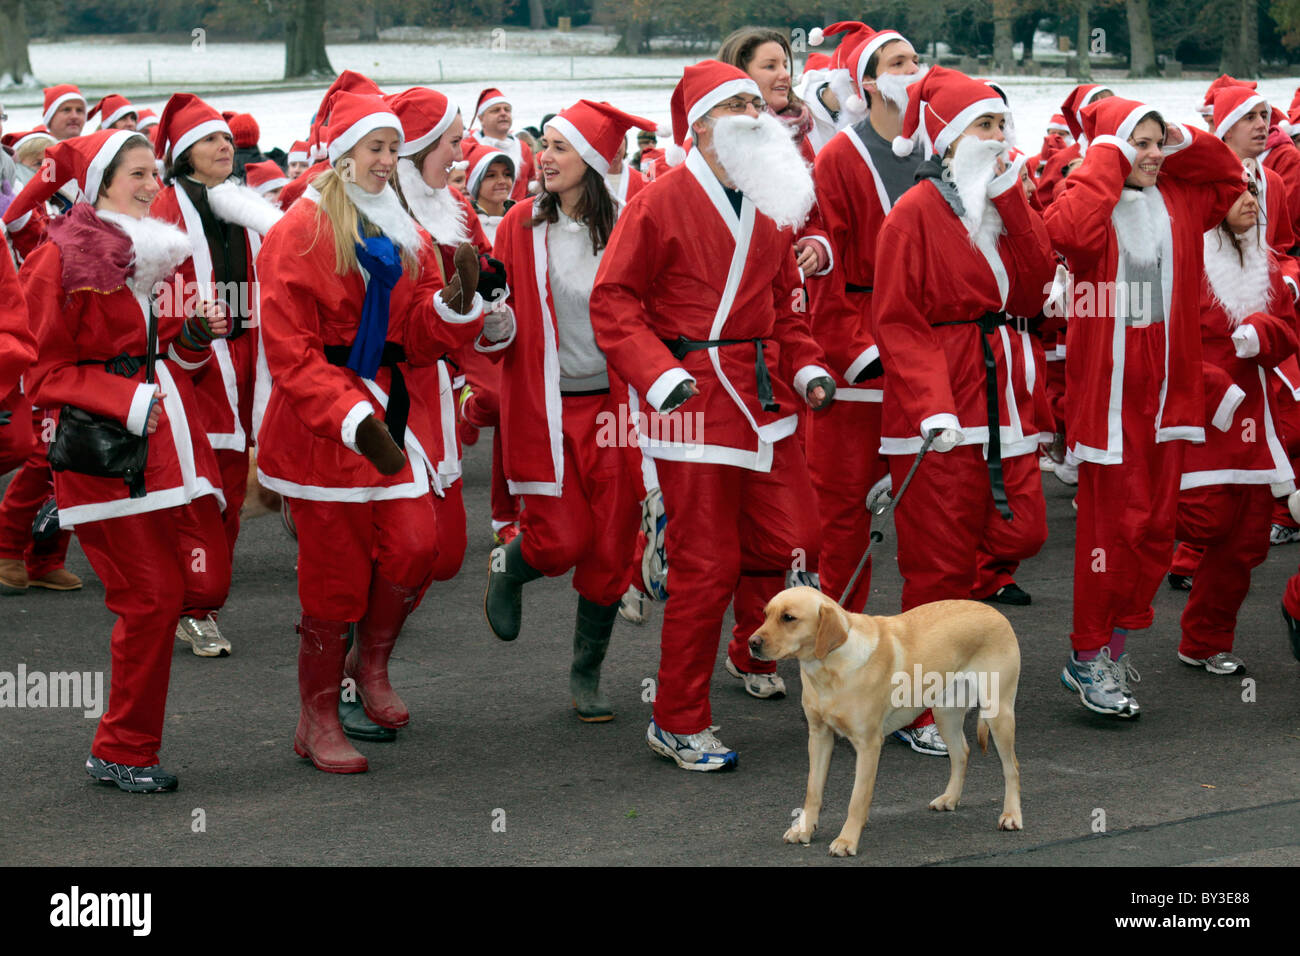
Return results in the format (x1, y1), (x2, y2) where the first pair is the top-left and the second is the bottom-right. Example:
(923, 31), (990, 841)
(1273, 388), (1300, 530)
(889, 445), (1047, 612)
(0, 405), (72, 577)
(430, 481), (467, 582)
(806, 398), (887, 613)
(517, 392), (638, 606)
(290, 494), (439, 622)
(1175, 483), (1272, 657)
(1071, 326), (1183, 652)
(208, 330), (259, 559)
(76, 496), (230, 766)
(652, 437), (821, 735)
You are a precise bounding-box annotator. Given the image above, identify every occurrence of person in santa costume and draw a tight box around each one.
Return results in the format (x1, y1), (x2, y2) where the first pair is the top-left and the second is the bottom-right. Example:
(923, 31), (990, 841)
(13, 129), (232, 791)
(1177, 173), (1297, 672)
(151, 93), (283, 658)
(603, 133), (647, 207)
(89, 94), (138, 132)
(1034, 84), (1113, 208)
(871, 70), (1053, 689)
(278, 71), (386, 213)
(256, 92), (493, 773)
(590, 62), (835, 769)
(0, 237), (35, 398)
(1045, 96), (1246, 717)
(243, 159), (290, 206)
(286, 140), (310, 180)
(463, 141), (516, 243)
(482, 99), (660, 723)
(460, 88), (536, 202)
(42, 84), (86, 141)
(795, 22), (877, 156)
(805, 26), (956, 755)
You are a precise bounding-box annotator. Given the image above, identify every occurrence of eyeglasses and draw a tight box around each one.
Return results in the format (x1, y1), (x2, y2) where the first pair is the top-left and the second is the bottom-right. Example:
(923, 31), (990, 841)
(712, 96), (765, 115)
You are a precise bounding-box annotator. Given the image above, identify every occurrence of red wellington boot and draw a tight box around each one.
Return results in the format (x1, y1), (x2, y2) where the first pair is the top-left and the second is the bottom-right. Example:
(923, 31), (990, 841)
(294, 616), (369, 773)
(345, 575), (421, 728)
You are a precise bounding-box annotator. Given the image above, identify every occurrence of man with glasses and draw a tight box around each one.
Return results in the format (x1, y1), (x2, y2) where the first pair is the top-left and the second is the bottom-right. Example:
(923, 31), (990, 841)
(591, 60), (836, 772)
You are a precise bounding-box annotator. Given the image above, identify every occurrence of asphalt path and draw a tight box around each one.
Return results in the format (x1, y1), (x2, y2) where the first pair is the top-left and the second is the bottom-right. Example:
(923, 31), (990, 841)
(1, 438), (1298, 867)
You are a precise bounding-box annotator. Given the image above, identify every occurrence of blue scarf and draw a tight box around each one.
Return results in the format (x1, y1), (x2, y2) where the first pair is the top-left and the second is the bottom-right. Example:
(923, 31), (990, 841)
(347, 235), (404, 379)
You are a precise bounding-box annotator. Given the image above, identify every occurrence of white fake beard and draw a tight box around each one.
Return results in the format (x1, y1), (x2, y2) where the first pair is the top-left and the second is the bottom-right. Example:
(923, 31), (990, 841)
(207, 180), (283, 235)
(342, 179), (424, 257)
(946, 135), (1006, 252)
(396, 158), (468, 246)
(1203, 226), (1272, 328)
(709, 112), (815, 230)
(874, 66), (928, 112)
(1111, 187), (1166, 267)
(827, 69), (865, 122)
(97, 209), (194, 294)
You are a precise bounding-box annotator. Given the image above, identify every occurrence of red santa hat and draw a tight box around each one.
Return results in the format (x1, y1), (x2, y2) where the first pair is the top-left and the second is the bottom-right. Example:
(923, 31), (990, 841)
(545, 100), (659, 177)
(463, 141), (515, 197)
(1045, 113), (1070, 135)
(3, 129), (139, 228)
(668, 60), (761, 162)
(310, 71), (383, 161)
(1271, 105), (1291, 137)
(287, 140), (310, 165)
(243, 160), (289, 195)
(89, 94), (137, 129)
(136, 108), (159, 130)
(803, 52), (831, 72)
(1, 126), (53, 153)
(155, 92), (231, 164)
(1200, 74), (1256, 117)
(890, 65), (1010, 159)
(1078, 95), (1161, 148)
(224, 112), (260, 149)
(385, 87), (460, 157)
(1212, 86), (1268, 140)
(474, 88), (510, 118)
(807, 22), (876, 70)
(842, 26), (909, 114)
(41, 84), (86, 127)
(326, 92), (402, 163)
(1060, 83), (1113, 143)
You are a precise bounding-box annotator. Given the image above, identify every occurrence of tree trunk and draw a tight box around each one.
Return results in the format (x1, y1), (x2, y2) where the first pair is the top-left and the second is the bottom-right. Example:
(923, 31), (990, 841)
(622, 18), (644, 55)
(1238, 0), (1260, 77)
(529, 0), (546, 30)
(0, 0), (35, 86)
(285, 0), (334, 80)
(1125, 0), (1158, 77)
(1076, 0), (1092, 80)
(992, 0), (1015, 71)
(359, 6), (378, 43)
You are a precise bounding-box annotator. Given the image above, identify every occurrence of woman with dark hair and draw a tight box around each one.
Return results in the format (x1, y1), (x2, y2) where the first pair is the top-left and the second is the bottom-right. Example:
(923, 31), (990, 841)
(151, 93), (283, 658)
(11, 129), (231, 791)
(1045, 97), (1246, 717)
(483, 101), (656, 723)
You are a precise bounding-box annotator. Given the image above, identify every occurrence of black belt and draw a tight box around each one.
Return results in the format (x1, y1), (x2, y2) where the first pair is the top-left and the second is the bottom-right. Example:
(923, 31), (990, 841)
(78, 353), (148, 378)
(933, 311), (1013, 521)
(844, 282), (873, 294)
(323, 342), (410, 450)
(560, 387), (610, 397)
(662, 335), (778, 412)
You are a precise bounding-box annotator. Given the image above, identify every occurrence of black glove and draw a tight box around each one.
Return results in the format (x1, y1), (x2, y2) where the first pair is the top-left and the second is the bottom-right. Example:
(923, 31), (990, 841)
(807, 375), (836, 410)
(476, 255), (508, 308)
(660, 381), (695, 413)
(851, 358), (883, 383)
(0, 409), (10, 427)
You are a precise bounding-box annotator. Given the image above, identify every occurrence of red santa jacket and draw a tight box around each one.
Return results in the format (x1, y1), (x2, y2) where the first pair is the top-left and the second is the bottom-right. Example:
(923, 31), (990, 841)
(1261, 131), (1300, 241)
(254, 185), (485, 501)
(21, 210), (223, 527)
(151, 183), (274, 454)
(0, 246), (36, 397)
(1045, 126), (1245, 465)
(1182, 244), (1297, 492)
(872, 155), (1056, 455)
(590, 147), (830, 472)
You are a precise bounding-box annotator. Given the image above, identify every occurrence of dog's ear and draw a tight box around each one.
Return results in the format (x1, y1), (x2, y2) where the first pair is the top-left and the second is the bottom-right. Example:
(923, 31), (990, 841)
(814, 599), (848, 659)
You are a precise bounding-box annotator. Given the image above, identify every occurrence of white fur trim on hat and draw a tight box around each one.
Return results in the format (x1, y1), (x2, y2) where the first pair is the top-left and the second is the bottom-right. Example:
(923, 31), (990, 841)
(399, 100), (461, 157)
(171, 117), (231, 164)
(467, 150), (514, 197)
(330, 111), (403, 163)
(685, 77), (763, 129)
(101, 103), (138, 129)
(85, 130), (137, 205)
(42, 91), (85, 128)
(477, 94), (509, 117)
(287, 147), (309, 164)
(1215, 93), (1267, 140)
(933, 96), (1008, 159)
(545, 115), (608, 176)
(855, 31), (905, 93)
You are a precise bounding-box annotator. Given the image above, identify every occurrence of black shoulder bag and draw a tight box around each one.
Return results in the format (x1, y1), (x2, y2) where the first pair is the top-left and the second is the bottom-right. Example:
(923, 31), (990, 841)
(47, 303), (156, 500)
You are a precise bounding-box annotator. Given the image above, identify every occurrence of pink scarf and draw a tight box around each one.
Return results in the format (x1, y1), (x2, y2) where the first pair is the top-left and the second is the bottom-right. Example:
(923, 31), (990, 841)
(47, 203), (135, 295)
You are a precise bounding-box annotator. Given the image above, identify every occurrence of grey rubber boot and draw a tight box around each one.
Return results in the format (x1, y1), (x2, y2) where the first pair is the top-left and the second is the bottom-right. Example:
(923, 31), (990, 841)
(571, 597), (619, 722)
(484, 534), (543, 641)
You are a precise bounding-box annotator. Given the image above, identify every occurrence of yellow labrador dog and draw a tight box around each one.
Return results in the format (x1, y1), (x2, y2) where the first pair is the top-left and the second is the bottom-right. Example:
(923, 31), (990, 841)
(750, 587), (1022, 857)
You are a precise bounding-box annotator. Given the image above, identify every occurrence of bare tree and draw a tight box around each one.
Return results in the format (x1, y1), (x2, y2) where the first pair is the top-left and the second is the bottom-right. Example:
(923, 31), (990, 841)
(993, 0), (1016, 70)
(285, 0), (335, 80)
(529, 0), (546, 30)
(0, 0), (36, 87)
(1075, 0), (1093, 80)
(1125, 0), (1158, 76)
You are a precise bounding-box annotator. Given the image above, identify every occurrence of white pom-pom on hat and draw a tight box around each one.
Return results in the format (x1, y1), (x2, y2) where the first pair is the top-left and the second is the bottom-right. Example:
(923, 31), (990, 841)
(809, 27), (825, 46)
(845, 94), (866, 114)
(892, 134), (913, 157)
(665, 142), (686, 166)
(656, 125), (672, 138)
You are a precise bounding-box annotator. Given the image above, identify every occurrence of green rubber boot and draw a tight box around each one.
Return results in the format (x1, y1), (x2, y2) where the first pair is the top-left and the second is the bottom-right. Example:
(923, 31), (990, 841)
(339, 627), (397, 742)
(571, 597), (619, 722)
(484, 534), (543, 641)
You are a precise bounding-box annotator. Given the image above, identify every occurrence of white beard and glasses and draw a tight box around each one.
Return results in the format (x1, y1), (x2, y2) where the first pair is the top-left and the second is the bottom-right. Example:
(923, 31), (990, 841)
(705, 112), (815, 230)
(944, 133), (1007, 256)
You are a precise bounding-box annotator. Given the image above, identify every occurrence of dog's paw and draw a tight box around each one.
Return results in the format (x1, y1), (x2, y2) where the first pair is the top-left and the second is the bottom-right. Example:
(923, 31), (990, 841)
(783, 823), (815, 845)
(828, 836), (858, 857)
(929, 793), (960, 812)
(997, 811), (1023, 831)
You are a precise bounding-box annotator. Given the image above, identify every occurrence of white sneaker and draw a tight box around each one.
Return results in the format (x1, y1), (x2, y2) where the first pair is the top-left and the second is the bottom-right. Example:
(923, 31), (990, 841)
(646, 719), (738, 771)
(725, 657), (786, 699)
(1269, 523), (1300, 546)
(1054, 458), (1079, 486)
(1038, 454), (1056, 472)
(618, 583), (650, 626)
(176, 613), (231, 657)
(891, 723), (948, 755)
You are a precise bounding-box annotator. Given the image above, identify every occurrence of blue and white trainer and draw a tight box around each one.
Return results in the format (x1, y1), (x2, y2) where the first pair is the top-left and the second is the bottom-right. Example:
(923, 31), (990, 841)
(85, 755), (179, 793)
(1060, 647), (1136, 717)
(640, 489), (668, 601)
(646, 719), (738, 771)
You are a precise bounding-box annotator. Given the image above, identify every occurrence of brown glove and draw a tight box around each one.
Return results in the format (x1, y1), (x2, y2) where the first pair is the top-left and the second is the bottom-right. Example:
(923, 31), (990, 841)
(438, 242), (481, 315)
(354, 415), (406, 476)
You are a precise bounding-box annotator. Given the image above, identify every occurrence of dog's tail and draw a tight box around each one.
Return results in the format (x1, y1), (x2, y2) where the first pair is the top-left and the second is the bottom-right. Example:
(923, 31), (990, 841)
(977, 717), (990, 755)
